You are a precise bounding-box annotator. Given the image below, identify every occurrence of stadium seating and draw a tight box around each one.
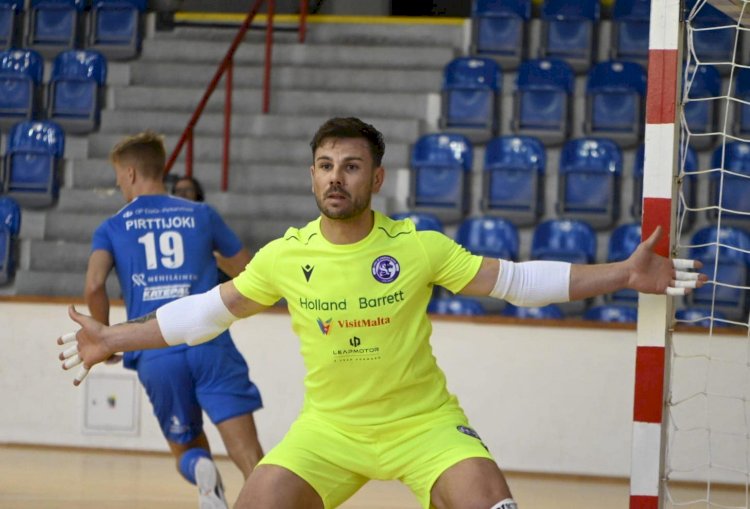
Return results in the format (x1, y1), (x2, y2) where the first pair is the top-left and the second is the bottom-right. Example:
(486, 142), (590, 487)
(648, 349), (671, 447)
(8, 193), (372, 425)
(86, 0), (147, 60)
(610, 0), (650, 63)
(632, 143), (698, 227)
(583, 304), (638, 323)
(501, 303), (565, 319)
(480, 135), (546, 225)
(539, 0), (599, 72)
(531, 219), (597, 264)
(47, 49), (107, 133)
(470, 0), (531, 70)
(408, 133), (473, 224)
(428, 295), (487, 316)
(605, 222), (641, 305)
(686, 0), (739, 73)
(708, 141), (750, 225)
(511, 58), (575, 145)
(683, 63), (721, 151)
(439, 56), (502, 143)
(25, 0), (86, 59)
(686, 225), (750, 320)
(0, 49), (44, 130)
(455, 216), (520, 260)
(2, 120), (65, 207)
(390, 211), (444, 232)
(556, 137), (622, 229)
(0, 195), (19, 285)
(0, 0), (23, 50)
(584, 60), (647, 148)
(675, 307), (730, 328)
(734, 66), (750, 138)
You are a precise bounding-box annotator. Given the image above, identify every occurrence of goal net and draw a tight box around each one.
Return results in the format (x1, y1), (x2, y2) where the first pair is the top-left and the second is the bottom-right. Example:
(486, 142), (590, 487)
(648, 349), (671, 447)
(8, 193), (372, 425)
(648, 0), (750, 507)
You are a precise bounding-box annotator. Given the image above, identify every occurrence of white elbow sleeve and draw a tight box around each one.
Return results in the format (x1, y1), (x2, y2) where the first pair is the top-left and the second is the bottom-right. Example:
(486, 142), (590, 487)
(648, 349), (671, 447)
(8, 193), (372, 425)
(490, 260), (571, 307)
(156, 286), (238, 346)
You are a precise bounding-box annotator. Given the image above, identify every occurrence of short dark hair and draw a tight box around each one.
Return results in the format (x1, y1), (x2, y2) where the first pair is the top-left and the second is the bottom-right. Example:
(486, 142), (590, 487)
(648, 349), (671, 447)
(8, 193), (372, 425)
(172, 176), (205, 202)
(110, 131), (166, 180)
(310, 117), (385, 166)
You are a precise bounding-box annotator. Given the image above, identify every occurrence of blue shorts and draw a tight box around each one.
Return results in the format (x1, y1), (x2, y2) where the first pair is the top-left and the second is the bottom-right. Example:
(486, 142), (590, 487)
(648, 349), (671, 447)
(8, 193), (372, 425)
(136, 340), (263, 444)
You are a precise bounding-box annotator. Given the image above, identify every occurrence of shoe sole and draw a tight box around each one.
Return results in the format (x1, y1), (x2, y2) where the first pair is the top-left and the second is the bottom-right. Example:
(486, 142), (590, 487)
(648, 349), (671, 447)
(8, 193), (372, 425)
(195, 458), (227, 509)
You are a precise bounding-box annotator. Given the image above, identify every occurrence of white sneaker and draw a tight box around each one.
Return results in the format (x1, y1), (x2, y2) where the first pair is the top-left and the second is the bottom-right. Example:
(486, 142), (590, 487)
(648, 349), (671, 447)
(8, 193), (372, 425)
(195, 457), (228, 509)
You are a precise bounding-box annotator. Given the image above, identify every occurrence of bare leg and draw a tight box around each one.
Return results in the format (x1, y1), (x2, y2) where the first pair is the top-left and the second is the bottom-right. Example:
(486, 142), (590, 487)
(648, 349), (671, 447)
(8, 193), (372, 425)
(217, 412), (264, 479)
(235, 464), (324, 509)
(430, 458), (512, 509)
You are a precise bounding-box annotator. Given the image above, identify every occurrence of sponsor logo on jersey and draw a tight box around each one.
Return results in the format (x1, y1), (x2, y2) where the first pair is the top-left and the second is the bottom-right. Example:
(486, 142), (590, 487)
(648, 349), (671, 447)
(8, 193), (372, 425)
(317, 317), (332, 335)
(131, 273), (147, 286)
(143, 284), (190, 301)
(300, 297), (347, 311)
(456, 425), (489, 451)
(359, 290), (404, 309)
(301, 264), (314, 282)
(337, 317), (391, 328)
(371, 255), (400, 283)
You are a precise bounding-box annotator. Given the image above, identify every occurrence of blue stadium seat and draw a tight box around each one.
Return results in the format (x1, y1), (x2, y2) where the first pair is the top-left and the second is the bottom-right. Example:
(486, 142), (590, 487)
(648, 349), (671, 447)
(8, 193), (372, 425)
(0, 0), (22, 50)
(675, 307), (730, 328)
(501, 303), (565, 319)
(0, 195), (21, 236)
(687, 225), (750, 320)
(428, 295), (487, 316)
(708, 142), (750, 225)
(583, 304), (638, 323)
(455, 216), (519, 260)
(2, 120), (65, 207)
(605, 222), (641, 304)
(47, 49), (107, 134)
(439, 56), (502, 143)
(532, 219), (596, 264)
(390, 211), (444, 232)
(470, 0), (532, 70)
(511, 58), (575, 145)
(632, 143), (698, 227)
(0, 196), (19, 285)
(556, 137), (622, 229)
(734, 67), (750, 138)
(26, 0), (85, 59)
(683, 63), (721, 151)
(408, 133), (473, 224)
(686, 0), (739, 73)
(584, 60), (647, 148)
(480, 135), (545, 225)
(539, 0), (599, 72)
(87, 0), (146, 60)
(611, 0), (650, 62)
(0, 49), (43, 130)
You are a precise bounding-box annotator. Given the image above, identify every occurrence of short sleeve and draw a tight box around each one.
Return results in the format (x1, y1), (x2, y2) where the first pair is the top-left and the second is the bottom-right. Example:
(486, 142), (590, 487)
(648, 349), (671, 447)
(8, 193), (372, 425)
(418, 230), (483, 293)
(206, 205), (243, 258)
(232, 240), (282, 306)
(90, 221), (113, 254)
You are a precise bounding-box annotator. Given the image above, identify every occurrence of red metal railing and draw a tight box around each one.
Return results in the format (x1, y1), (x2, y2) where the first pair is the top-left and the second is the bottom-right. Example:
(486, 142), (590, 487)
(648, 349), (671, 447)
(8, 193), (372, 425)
(164, 0), (309, 191)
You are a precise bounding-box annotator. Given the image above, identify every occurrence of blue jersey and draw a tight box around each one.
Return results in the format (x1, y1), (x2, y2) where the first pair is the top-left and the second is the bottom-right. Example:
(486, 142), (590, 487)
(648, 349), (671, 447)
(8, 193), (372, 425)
(91, 194), (243, 368)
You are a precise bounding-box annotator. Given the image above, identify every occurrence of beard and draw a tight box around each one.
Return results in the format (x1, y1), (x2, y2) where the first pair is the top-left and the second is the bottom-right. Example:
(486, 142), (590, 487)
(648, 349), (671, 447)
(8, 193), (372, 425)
(315, 185), (371, 220)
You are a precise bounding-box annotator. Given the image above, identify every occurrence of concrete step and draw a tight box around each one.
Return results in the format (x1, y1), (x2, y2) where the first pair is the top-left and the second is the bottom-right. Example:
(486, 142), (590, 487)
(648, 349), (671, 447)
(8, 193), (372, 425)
(14, 268), (120, 298)
(129, 61), (442, 93)
(98, 111), (422, 144)
(110, 86), (432, 121)
(140, 38), (457, 69)
(55, 188), (123, 215)
(26, 239), (90, 272)
(45, 212), (110, 243)
(86, 132), (412, 169)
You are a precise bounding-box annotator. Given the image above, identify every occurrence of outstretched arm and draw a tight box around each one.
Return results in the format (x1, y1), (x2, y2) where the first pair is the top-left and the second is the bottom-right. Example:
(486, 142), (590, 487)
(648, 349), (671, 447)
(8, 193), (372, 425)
(460, 226), (706, 303)
(58, 280), (268, 385)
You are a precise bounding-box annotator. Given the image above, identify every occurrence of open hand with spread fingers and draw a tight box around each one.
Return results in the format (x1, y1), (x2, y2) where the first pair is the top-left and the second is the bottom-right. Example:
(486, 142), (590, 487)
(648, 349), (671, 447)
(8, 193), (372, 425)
(57, 305), (114, 386)
(625, 226), (708, 295)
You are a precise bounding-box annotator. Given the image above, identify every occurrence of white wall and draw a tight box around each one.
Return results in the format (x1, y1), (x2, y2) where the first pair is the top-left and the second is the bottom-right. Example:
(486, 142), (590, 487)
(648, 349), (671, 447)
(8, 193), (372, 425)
(0, 300), (727, 481)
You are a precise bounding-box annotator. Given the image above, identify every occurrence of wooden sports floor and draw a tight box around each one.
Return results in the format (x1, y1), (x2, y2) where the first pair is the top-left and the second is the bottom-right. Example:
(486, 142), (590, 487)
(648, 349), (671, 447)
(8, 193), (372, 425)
(0, 444), (742, 508)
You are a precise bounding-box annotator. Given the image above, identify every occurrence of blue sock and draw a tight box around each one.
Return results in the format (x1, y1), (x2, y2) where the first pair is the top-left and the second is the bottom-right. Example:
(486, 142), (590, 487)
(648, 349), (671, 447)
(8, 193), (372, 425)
(178, 448), (211, 485)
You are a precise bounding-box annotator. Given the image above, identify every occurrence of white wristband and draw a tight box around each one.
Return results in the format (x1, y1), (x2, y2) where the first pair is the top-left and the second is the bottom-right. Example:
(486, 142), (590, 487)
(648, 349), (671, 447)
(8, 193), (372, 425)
(156, 286), (237, 346)
(490, 260), (571, 307)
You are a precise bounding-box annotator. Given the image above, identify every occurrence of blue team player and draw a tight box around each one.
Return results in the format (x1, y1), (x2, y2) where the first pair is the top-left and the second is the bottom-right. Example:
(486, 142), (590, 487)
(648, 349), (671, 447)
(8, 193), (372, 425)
(83, 131), (264, 508)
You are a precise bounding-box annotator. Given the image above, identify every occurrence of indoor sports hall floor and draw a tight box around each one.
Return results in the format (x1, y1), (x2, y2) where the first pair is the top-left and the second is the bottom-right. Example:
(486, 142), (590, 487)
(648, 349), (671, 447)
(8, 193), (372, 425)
(3, 444), (741, 509)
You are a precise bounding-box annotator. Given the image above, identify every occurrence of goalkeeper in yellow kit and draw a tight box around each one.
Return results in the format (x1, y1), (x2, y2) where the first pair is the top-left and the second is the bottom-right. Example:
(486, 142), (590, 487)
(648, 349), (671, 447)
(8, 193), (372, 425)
(58, 117), (706, 509)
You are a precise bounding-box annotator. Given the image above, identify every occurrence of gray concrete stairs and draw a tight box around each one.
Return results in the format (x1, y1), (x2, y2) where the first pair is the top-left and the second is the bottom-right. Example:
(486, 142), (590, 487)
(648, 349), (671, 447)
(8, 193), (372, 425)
(8, 19), (465, 297)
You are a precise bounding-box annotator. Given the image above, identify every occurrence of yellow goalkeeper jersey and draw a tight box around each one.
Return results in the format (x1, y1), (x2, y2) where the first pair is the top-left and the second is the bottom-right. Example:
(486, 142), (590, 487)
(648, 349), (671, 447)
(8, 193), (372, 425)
(233, 211), (483, 426)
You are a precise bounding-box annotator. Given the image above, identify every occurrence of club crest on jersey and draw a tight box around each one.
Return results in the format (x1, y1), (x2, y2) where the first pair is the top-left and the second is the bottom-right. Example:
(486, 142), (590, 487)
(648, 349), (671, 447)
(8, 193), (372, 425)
(317, 317), (332, 335)
(371, 255), (400, 283)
